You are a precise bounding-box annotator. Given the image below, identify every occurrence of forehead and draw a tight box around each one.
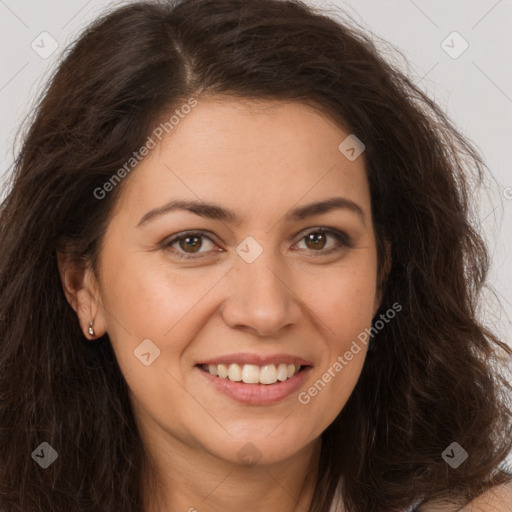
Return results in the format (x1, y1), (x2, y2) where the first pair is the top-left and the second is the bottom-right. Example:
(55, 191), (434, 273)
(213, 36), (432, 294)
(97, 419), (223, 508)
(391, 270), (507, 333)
(114, 98), (371, 225)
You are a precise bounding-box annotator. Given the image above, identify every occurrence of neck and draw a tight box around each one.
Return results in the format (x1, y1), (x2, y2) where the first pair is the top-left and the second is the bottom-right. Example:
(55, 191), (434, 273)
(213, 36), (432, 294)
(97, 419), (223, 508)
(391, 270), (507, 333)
(141, 435), (323, 512)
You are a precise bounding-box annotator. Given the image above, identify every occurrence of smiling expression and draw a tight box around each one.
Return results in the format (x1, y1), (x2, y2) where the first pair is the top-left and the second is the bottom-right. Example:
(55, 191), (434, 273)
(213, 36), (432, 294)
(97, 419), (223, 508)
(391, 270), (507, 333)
(87, 97), (381, 465)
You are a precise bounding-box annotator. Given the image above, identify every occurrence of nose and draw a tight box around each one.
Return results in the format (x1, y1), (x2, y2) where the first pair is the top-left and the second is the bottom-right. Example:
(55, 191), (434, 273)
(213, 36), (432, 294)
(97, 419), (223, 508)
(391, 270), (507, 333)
(220, 248), (303, 337)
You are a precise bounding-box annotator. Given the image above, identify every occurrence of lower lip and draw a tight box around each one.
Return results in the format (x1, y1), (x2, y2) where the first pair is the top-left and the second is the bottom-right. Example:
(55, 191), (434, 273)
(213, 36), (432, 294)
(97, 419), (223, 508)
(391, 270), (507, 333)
(196, 366), (313, 405)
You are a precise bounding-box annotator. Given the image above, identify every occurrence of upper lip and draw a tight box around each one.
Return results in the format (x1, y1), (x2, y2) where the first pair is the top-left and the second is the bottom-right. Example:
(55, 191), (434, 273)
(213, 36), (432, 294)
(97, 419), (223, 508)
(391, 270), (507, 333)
(196, 353), (313, 367)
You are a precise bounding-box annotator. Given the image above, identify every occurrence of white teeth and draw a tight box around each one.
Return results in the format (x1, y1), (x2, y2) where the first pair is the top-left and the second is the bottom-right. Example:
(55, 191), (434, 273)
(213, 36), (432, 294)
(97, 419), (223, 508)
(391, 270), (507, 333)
(217, 364), (228, 378)
(260, 365), (278, 384)
(227, 363), (242, 382)
(204, 362), (303, 384)
(277, 363), (288, 381)
(242, 364), (260, 384)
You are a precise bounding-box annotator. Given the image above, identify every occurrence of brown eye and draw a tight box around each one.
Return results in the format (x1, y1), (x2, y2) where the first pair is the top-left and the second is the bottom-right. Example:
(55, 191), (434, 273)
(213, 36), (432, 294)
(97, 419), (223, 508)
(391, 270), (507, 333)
(304, 232), (328, 250)
(163, 231), (218, 259)
(178, 235), (203, 253)
(294, 228), (351, 255)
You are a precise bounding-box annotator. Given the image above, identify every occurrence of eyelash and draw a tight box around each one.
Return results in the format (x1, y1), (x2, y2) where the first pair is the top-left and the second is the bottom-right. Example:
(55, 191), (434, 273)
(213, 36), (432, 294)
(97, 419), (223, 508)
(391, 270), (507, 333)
(161, 228), (352, 260)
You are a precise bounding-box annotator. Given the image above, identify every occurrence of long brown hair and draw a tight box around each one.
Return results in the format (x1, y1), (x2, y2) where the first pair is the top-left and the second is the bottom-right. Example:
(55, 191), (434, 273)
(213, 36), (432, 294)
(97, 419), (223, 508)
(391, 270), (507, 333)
(1, 1), (510, 511)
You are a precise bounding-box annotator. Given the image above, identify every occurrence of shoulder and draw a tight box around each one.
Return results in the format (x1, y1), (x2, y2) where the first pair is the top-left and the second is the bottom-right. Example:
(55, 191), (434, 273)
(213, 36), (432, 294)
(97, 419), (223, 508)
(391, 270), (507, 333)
(460, 481), (512, 512)
(418, 481), (512, 512)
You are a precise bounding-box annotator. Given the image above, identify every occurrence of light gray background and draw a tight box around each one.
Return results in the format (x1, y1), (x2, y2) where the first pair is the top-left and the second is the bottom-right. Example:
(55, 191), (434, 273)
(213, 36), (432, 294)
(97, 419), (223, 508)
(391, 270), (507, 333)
(0, 0), (511, 463)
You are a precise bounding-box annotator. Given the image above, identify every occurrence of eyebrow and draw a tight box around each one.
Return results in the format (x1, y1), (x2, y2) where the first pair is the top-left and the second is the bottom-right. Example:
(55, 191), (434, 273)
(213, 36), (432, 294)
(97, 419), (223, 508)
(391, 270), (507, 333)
(136, 196), (365, 228)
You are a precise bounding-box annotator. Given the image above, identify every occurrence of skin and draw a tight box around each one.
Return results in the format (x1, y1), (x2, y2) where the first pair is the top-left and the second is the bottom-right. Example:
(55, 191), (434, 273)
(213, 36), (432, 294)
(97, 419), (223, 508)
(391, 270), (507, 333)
(58, 98), (389, 512)
(420, 481), (512, 512)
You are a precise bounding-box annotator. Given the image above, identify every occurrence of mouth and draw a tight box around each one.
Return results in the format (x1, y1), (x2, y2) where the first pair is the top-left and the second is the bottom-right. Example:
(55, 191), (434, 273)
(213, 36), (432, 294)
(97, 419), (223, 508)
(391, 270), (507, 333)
(195, 361), (313, 405)
(197, 363), (308, 385)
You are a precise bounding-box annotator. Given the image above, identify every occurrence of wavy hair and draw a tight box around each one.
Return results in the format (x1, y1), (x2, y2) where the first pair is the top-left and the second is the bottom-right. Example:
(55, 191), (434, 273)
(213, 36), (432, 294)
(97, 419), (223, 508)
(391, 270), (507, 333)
(0, 1), (511, 511)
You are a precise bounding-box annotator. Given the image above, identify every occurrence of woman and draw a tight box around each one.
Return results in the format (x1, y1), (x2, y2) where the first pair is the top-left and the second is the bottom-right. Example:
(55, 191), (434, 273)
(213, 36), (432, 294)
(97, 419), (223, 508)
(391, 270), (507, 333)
(0, 0), (511, 511)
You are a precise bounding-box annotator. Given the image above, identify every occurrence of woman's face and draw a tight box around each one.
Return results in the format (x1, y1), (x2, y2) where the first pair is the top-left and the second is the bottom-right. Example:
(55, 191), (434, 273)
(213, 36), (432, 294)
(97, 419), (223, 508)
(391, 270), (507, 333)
(86, 98), (381, 466)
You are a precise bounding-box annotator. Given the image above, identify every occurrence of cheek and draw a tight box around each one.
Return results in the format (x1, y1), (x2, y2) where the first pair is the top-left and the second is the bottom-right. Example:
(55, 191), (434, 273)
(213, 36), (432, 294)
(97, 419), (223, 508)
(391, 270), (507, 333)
(99, 249), (227, 358)
(292, 259), (377, 421)
(299, 258), (378, 341)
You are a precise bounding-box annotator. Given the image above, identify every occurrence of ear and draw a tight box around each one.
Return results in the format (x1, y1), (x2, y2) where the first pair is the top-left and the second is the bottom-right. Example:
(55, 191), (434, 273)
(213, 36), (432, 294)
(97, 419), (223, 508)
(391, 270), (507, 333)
(373, 239), (392, 317)
(56, 250), (107, 339)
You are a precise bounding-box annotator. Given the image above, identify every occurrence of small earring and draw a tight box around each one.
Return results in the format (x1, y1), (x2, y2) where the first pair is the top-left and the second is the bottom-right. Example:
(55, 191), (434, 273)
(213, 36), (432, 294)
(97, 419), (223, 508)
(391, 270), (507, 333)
(88, 321), (95, 336)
